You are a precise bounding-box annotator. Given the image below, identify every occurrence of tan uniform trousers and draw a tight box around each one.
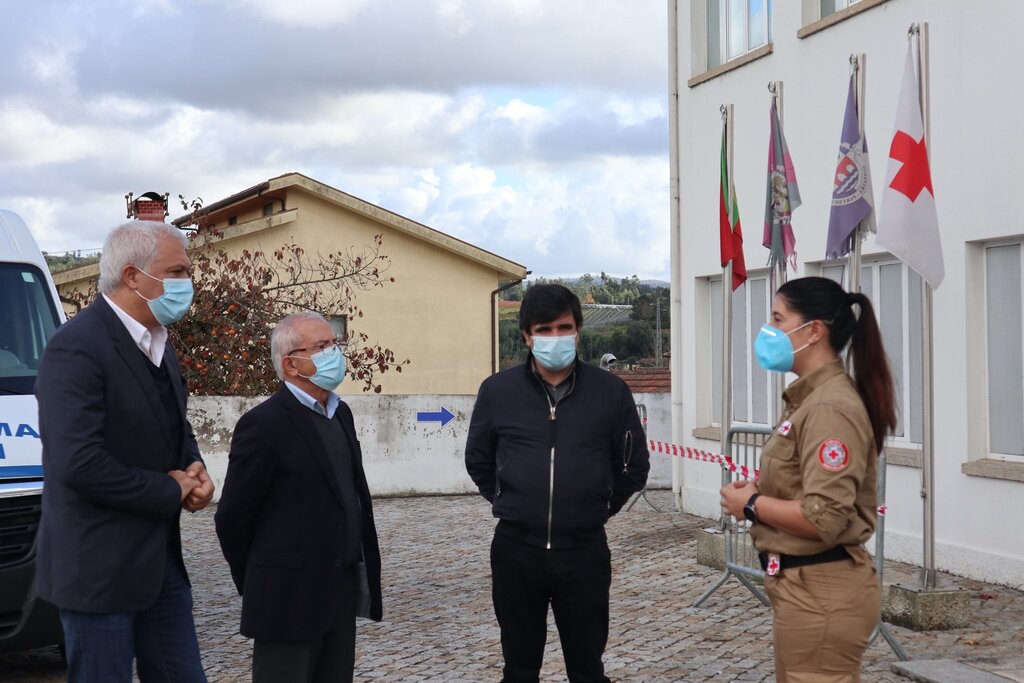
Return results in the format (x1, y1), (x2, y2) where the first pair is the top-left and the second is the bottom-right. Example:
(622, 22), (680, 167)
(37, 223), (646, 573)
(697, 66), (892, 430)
(765, 557), (881, 683)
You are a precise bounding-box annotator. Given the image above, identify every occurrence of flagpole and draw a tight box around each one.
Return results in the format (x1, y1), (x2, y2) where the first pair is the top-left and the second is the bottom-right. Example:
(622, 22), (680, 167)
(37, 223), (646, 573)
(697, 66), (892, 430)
(667, 0), (684, 511)
(768, 80), (786, 427)
(912, 21), (938, 591)
(720, 104), (734, 469)
(847, 54), (867, 293)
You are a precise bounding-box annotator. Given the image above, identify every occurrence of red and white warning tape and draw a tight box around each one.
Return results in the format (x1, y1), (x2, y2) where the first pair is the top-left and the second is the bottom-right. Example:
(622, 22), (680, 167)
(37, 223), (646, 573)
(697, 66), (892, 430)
(646, 438), (888, 516)
(646, 439), (760, 481)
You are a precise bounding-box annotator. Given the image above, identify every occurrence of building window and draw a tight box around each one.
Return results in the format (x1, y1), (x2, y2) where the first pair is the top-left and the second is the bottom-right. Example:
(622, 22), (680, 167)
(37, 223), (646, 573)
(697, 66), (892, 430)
(819, 0), (861, 18)
(821, 259), (924, 447)
(983, 241), (1024, 459)
(263, 203), (274, 217)
(327, 315), (348, 343)
(709, 274), (771, 427)
(228, 215), (237, 226)
(707, 0), (772, 69)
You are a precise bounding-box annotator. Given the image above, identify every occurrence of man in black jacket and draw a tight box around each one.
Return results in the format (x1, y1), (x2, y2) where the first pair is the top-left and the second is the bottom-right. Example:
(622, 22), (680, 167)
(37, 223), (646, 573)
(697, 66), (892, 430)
(215, 312), (382, 683)
(466, 284), (649, 683)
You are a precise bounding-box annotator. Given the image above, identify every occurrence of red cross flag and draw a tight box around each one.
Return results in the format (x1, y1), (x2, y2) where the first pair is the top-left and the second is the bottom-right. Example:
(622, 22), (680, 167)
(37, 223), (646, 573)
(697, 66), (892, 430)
(876, 45), (945, 289)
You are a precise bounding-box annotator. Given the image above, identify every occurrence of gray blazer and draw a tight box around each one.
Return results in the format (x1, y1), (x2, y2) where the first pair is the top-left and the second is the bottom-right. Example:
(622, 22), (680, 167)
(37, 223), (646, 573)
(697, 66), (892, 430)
(34, 295), (202, 613)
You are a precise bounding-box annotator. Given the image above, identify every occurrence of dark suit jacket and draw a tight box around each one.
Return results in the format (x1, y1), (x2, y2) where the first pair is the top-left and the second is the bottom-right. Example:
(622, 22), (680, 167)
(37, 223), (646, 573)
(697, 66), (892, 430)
(34, 295), (202, 613)
(214, 385), (383, 642)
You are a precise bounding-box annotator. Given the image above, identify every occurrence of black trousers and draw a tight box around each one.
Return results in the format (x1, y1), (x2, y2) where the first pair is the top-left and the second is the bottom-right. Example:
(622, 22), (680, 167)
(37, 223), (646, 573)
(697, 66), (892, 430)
(490, 531), (612, 683)
(251, 570), (356, 683)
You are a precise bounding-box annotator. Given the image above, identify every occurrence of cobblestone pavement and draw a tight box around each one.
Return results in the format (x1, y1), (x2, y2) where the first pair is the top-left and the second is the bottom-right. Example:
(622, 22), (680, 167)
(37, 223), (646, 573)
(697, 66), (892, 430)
(3, 491), (1023, 682)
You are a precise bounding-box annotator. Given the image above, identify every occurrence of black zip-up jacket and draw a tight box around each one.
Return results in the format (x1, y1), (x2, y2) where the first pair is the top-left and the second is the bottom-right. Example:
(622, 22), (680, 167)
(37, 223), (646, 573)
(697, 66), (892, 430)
(465, 356), (650, 549)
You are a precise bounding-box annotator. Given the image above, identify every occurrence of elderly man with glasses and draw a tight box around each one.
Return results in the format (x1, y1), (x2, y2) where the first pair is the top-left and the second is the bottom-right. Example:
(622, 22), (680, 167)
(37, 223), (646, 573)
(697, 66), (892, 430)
(215, 312), (382, 683)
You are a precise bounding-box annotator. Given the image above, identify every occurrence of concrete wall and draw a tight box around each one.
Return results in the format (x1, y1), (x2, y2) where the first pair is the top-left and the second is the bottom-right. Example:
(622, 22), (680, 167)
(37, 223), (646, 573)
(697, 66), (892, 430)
(673, 0), (1024, 589)
(189, 391), (674, 500)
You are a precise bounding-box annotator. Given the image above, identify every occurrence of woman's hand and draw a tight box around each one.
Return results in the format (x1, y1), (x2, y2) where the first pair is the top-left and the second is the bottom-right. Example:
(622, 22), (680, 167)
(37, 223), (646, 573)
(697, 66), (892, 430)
(720, 480), (758, 520)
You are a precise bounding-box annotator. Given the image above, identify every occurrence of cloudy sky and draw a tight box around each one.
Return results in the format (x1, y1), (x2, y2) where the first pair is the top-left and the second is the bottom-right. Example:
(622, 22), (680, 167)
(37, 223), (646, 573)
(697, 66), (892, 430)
(2, 0), (670, 280)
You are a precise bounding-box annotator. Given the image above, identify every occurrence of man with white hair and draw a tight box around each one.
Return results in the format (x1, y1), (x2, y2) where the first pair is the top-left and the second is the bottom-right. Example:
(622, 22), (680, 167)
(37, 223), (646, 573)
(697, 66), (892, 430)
(215, 312), (382, 683)
(35, 220), (213, 682)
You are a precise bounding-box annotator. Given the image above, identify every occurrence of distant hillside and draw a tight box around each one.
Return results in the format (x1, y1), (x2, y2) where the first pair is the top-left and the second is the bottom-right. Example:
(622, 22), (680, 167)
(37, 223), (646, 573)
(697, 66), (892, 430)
(531, 275), (669, 288)
(45, 251), (100, 273)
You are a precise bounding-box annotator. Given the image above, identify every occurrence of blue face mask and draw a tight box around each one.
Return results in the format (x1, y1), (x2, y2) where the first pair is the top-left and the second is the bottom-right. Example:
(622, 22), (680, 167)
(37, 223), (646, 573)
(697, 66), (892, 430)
(753, 321), (813, 373)
(531, 334), (577, 372)
(136, 269), (194, 325)
(294, 344), (346, 391)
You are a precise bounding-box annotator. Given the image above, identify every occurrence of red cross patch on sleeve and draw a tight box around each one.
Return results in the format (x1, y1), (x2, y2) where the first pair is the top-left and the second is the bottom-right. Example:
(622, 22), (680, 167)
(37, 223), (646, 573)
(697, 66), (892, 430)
(818, 439), (850, 472)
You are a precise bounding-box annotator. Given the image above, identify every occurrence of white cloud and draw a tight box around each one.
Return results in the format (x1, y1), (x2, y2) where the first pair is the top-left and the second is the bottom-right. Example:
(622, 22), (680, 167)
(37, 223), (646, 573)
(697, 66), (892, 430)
(355, 157), (668, 278)
(605, 98), (665, 127)
(494, 0), (545, 22)
(27, 38), (81, 86)
(493, 98), (546, 123)
(132, 0), (180, 16)
(0, 104), (99, 167)
(228, 0), (376, 28)
(434, 0), (474, 34)
(0, 1), (670, 278)
(5, 197), (65, 248)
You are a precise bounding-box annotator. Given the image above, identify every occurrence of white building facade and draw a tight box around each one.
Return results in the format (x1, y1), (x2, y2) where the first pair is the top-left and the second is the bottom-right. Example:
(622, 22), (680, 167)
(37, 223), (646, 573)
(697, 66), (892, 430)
(671, 0), (1024, 588)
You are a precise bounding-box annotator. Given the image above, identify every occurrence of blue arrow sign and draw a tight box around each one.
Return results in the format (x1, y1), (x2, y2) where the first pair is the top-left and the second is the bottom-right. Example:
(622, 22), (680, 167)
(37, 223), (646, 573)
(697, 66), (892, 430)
(416, 407), (455, 427)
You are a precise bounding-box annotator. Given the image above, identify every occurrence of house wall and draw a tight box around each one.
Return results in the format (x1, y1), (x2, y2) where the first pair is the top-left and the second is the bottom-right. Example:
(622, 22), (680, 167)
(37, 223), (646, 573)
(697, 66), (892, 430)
(674, 0), (1024, 588)
(51, 184), (521, 396)
(211, 188), (506, 395)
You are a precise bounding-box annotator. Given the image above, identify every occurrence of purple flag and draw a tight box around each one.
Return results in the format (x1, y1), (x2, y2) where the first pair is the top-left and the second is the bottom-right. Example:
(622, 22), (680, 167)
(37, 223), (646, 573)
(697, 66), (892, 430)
(763, 100), (801, 272)
(825, 75), (876, 261)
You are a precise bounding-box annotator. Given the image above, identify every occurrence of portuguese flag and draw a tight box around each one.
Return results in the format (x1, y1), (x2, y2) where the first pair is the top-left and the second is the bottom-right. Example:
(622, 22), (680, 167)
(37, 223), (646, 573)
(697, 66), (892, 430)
(720, 126), (747, 291)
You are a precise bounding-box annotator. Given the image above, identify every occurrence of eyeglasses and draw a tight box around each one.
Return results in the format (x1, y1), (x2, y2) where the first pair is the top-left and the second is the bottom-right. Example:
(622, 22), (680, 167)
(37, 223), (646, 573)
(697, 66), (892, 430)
(288, 337), (348, 356)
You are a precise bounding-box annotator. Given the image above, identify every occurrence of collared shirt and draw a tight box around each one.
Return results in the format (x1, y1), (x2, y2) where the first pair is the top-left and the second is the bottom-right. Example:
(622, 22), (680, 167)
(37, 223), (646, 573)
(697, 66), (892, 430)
(531, 358), (576, 403)
(284, 380), (339, 419)
(750, 359), (877, 558)
(103, 294), (168, 367)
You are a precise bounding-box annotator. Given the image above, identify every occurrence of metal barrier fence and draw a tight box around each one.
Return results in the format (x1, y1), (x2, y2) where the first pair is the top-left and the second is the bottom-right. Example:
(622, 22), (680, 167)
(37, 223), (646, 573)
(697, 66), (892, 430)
(626, 403), (662, 513)
(693, 426), (771, 607)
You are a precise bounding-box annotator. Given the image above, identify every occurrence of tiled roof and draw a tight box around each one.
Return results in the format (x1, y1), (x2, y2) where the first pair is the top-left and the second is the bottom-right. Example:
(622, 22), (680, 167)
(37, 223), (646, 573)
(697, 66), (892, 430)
(612, 366), (671, 393)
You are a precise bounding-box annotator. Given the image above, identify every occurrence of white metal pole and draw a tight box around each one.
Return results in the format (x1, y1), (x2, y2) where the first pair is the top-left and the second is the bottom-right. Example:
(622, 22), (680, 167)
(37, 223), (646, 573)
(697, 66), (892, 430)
(768, 80), (786, 427)
(915, 21), (938, 590)
(667, 0), (684, 510)
(847, 54), (866, 293)
(721, 105), (734, 462)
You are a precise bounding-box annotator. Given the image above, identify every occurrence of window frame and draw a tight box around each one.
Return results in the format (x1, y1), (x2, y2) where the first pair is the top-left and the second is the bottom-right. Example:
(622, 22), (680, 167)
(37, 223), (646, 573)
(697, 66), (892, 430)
(820, 257), (924, 450)
(708, 271), (773, 429)
(707, 0), (773, 69)
(982, 238), (1024, 461)
(797, 0), (889, 40)
(820, 0), (861, 17)
(327, 314), (349, 344)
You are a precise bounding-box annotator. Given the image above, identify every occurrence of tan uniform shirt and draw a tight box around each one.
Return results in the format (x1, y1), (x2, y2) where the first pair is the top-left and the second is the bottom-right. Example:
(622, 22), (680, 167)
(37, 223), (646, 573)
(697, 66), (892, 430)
(750, 360), (877, 557)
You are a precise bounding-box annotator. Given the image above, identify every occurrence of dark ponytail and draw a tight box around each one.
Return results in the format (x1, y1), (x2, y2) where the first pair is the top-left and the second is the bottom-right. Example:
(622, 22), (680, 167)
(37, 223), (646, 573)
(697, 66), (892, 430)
(776, 277), (897, 452)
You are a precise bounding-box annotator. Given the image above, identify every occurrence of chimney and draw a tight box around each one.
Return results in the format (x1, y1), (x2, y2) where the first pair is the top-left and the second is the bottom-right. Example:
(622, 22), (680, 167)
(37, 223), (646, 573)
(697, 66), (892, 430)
(125, 192), (169, 222)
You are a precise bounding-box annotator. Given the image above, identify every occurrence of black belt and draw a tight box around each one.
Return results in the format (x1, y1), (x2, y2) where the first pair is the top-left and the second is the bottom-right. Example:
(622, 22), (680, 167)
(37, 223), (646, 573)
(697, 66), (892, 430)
(758, 546), (850, 572)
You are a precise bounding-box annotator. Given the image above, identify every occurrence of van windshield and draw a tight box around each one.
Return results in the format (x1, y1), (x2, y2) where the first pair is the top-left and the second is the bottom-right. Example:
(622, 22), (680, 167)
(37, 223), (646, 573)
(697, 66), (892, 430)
(0, 263), (60, 395)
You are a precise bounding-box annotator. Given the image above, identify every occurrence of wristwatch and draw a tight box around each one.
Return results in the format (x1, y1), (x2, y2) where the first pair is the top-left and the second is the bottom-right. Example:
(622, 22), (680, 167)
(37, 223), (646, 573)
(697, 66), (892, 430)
(743, 493), (761, 524)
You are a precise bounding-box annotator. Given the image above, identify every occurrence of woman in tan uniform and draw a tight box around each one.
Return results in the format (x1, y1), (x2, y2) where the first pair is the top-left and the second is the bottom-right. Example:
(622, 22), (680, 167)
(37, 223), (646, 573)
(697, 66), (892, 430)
(721, 276), (896, 683)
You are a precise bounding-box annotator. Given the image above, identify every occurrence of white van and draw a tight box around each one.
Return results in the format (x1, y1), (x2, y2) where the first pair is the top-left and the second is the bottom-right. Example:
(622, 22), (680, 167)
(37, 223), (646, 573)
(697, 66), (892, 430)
(0, 209), (65, 652)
